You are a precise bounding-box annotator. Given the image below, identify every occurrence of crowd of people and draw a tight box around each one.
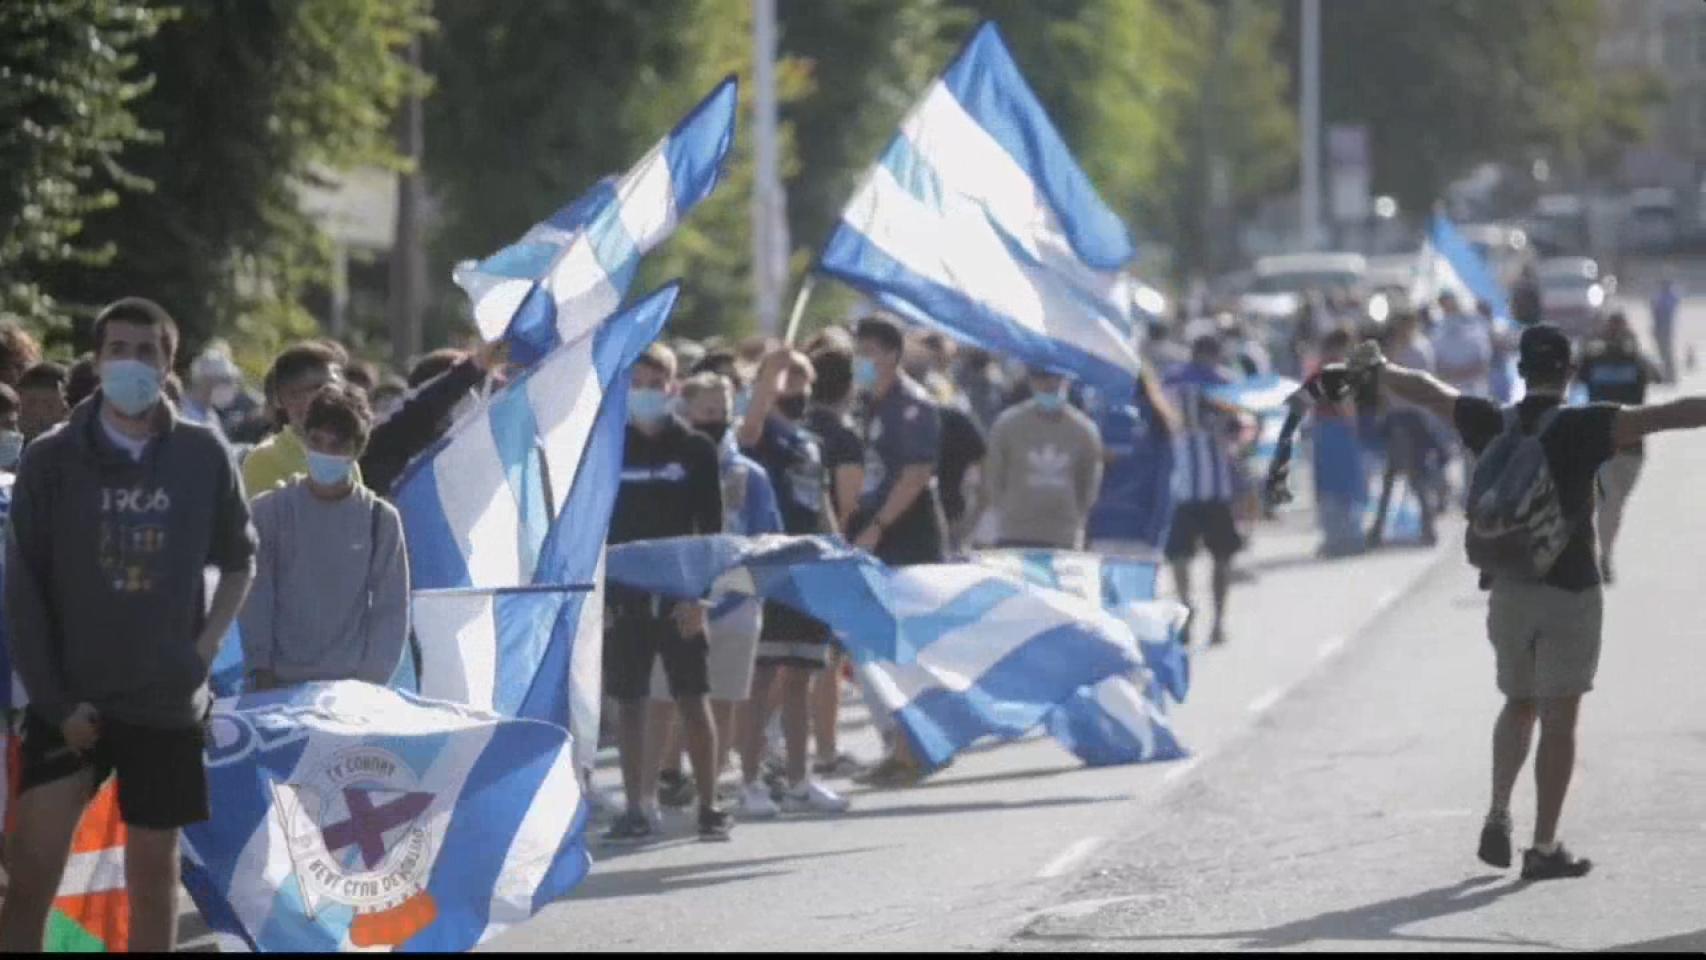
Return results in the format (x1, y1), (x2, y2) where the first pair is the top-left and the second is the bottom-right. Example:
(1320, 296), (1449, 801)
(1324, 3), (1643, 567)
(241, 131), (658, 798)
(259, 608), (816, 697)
(0, 270), (1690, 946)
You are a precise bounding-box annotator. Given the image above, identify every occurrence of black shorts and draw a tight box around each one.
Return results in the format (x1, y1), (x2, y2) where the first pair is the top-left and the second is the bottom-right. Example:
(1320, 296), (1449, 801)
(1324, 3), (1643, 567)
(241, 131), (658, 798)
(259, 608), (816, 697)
(1165, 501), (1245, 561)
(757, 601), (832, 669)
(604, 597), (710, 702)
(18, 709), (209, 830)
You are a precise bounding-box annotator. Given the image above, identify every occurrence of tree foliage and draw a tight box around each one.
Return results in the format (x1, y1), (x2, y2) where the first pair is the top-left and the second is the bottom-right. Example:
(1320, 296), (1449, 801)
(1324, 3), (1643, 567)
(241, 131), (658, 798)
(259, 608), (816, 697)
(40, 0), (429, 372)
(0, 0), (164, 341)
(1284, 0), (1662, 218)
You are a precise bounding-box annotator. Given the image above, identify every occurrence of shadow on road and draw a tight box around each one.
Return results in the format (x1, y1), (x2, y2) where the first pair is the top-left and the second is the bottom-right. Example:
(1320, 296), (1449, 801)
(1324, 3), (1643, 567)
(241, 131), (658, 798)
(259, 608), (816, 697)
(1601, 928), (1706, 952)
(1017, 875), (1555, 950)
(826, 794), (1117, 822)
(910, 762), (1084, 792)
(572, 848), (877, 901)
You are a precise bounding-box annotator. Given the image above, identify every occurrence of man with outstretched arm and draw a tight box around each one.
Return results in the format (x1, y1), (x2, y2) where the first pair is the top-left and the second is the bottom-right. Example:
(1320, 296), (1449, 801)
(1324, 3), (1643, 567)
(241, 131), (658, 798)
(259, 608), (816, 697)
(1345, 324), (1706, 881)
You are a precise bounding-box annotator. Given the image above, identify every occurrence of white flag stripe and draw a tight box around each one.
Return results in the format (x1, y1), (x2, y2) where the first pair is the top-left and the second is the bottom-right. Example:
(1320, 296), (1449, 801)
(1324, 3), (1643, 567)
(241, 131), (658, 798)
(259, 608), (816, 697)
(569, 551), (606, 773)
(414, 592), (501, 712)
(486, 745), (582, 931)
(526, 333), (604, 517)
(58, 847), (126, 897)
(433, 409), (525, 588)
(615, 141), (680, 250)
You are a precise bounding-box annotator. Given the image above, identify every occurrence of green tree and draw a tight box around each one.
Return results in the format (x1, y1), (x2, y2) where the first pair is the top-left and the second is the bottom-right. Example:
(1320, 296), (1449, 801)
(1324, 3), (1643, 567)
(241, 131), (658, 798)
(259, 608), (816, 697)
(42, 0), (429, 372)
(1281, 0), (1663, 218)
(0, 0), (164, 343)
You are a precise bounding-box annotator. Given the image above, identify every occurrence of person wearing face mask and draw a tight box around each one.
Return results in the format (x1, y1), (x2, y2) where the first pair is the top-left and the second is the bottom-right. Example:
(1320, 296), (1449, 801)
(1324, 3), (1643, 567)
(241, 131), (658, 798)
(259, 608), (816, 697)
(181, 344), (240, 441)
(1, 297), (255, 953)
(603, 343), (732, 844)
(239, 384), (408, 691)
(1577, 311), (1663, 584)
(845, 316), (946, 790)
(644, 372), (784, 814)
(0, 384), (24, 473)
(241, 342), (359, 500)
(979, 367), (1104, 550)
(733, 347), (853, 817)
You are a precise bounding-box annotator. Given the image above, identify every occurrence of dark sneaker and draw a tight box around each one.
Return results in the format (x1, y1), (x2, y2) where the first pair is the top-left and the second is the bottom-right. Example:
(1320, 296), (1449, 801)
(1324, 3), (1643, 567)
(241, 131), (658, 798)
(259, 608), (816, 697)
(1478, 811), (1512, 868)
(1209, 625), (1227, 648)
(656, 769), (695, 808)
(602, 809), (654, 845)
(697, 806), (734, 842)
(1521, 844), (1593, 881)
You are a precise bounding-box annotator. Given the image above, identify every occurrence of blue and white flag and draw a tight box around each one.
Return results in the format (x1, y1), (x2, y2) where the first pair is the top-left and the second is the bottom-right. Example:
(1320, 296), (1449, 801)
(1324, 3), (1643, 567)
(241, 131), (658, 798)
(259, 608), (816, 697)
(973, 549), (1188, 767)
(181, 681), (587, 953)
(819, 22), (1141, 390)
(1203, 372), (1300, 482)
(395, 284), (676, 770)
(1411, 213), (1512, 326)
(605, 534), (1142, 771)
(454, 79), (737, 368)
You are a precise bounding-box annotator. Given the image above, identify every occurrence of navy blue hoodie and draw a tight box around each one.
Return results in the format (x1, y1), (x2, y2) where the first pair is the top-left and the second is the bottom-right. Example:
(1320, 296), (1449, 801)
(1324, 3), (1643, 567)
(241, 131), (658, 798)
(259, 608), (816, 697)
(5, 393), (256, 728)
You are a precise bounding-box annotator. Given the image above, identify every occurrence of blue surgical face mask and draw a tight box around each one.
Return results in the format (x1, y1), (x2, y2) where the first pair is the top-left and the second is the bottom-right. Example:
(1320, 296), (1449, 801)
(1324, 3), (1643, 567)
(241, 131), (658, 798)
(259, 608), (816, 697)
(100, 359), (163, 418)
(305, 450), (354, 487)
(853, 357), (879, 391)
(628, 388), (671, 425)
(0, 430), (22, 471)
(1033, 391), (1064, 413)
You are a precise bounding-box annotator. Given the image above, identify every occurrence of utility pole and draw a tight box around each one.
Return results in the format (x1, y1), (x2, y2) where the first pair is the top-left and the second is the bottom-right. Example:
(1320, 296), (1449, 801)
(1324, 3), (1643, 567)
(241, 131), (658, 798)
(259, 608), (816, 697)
(750, 0), (789, 338)
(390, 33), (426, 369)
(1299, 0), (1322, 251)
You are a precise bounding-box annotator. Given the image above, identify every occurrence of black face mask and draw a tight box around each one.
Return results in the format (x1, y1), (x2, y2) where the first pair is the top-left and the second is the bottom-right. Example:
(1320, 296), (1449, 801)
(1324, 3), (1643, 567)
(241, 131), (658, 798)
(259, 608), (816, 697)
(695, 420), (729, 444)
(776, 394), (808, 421)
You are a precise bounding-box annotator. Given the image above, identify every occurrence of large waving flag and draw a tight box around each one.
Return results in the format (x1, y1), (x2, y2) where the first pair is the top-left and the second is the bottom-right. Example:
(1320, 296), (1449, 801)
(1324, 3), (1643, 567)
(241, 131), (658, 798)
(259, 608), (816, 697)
(180, 682), (587, 953)
(397, 284), (674, 771)
(1411, 213), (1512, 325)
(819, 22), (1142, 390)
(605, 535), (1143, 771)
(454, 79), (737, 368)
(973, 549), (1188, 767)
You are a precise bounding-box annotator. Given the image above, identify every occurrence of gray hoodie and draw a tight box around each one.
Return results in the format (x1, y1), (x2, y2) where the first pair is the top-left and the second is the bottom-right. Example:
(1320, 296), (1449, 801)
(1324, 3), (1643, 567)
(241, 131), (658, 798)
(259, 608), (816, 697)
(5, 394), (257, 728)
(239, 479), (409, 686)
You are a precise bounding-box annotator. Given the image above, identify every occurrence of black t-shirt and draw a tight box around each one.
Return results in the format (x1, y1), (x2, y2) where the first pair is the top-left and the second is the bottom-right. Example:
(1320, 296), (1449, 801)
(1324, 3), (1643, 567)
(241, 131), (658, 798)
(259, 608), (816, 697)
(936, 404), (987, 524)
(1578, 340), (1658, 454)
(608, 416), (723, 546)
(807, 406), (862, 521)
(746, 414), (828, 535)
(1454, 395), (1618, 591)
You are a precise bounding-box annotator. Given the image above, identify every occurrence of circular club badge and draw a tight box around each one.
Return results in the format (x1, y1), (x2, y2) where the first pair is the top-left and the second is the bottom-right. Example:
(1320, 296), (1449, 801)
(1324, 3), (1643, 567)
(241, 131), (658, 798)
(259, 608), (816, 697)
(278, 746), (439, 945)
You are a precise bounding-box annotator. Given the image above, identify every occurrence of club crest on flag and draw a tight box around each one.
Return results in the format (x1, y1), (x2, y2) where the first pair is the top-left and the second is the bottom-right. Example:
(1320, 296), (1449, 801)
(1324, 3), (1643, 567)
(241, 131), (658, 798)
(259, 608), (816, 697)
(272, 747), (438, 926)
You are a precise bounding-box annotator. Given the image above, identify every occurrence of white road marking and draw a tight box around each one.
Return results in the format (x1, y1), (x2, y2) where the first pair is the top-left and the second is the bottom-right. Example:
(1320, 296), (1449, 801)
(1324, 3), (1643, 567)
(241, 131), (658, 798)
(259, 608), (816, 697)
(1036, 836), (1105, 879)
(1315, 634), (1347, 661)
(1374, 587), (1402, 614)
(1162, 755), (1201, 783)
(1247, 685), (1288, 714)
(1028, 893), (1158, 921)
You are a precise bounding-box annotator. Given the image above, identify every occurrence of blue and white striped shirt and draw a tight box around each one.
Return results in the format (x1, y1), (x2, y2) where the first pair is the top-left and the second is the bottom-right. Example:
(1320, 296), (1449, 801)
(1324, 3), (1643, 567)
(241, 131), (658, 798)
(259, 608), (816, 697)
(1163, 364), (1237, 503)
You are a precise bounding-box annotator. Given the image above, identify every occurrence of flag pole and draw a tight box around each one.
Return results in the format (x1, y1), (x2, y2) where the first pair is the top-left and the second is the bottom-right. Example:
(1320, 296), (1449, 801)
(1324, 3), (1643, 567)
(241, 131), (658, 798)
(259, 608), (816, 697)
(782, 274), (817, 346)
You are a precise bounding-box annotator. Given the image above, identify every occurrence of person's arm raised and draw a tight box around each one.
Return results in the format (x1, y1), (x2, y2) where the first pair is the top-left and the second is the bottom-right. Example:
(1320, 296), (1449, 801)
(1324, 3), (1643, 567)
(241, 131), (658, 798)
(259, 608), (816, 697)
(1348, 340), (1460, 424)
(1611, 396), (1706, 448)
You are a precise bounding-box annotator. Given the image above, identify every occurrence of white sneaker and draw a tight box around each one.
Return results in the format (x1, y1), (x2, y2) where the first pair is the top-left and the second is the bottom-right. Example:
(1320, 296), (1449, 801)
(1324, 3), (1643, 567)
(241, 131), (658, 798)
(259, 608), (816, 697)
(737, 780), (781, 819)
(781, 778), (850, 814)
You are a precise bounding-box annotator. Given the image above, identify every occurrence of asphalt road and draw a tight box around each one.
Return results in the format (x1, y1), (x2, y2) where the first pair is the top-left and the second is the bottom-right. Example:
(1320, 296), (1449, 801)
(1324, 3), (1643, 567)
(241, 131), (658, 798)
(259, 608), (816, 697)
(1012, 295), (1706, 953)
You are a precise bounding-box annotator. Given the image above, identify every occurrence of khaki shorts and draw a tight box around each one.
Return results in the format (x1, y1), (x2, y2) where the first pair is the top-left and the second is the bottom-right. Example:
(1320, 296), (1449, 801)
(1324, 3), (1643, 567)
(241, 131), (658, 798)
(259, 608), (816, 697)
(1486, 581), (1603, 699)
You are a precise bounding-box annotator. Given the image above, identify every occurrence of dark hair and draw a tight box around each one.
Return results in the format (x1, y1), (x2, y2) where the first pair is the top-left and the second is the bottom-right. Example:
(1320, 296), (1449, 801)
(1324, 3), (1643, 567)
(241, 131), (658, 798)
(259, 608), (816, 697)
(269, 341), (343, 394)
(0, 322), (42, 387)
(690, 349), (742, 393)
(65, 354), (99, 407)
(17, 361), (68, 394)
(1320, 329), (1353, 355)
(634, 342), (677, 379)
(809, 347), (854, 406)
(303, 382), (373, 451)
(1190, 334), (1222, 360)
(345, 359), (379, 394)
(92, 297), (178, 368)
(0, 383), (18, 418)
(854, 316), (905, 356)
(406, 348), (467, 389)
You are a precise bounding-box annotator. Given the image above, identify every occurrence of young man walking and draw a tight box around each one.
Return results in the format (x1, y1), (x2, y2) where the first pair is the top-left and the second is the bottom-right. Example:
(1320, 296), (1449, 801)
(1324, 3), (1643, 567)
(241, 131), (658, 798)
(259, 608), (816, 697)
(0, 297), (256, 951)
(241, 383), (409, 689)
(602, 344), (731, 843)
(1350, 323), (1706, 880)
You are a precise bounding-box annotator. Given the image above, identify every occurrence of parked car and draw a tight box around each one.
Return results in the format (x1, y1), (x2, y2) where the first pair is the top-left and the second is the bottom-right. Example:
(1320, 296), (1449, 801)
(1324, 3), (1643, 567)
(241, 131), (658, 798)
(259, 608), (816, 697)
(1536, 257), (1610, 340)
